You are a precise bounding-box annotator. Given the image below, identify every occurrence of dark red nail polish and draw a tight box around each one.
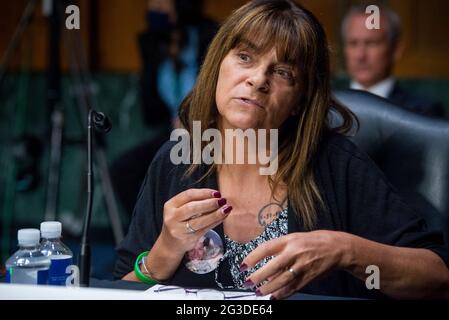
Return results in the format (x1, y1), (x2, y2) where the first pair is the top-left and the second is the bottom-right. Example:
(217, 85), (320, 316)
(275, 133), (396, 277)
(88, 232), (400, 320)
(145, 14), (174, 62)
(270, 295), (277, 300)
(212, 191), (221, 198)
(242, 279), (254, 288)
(218, 198), (227, 206)
(255, 289), (263, 297)
(222, 205), (232, 215)
(240, 263), (248, 272)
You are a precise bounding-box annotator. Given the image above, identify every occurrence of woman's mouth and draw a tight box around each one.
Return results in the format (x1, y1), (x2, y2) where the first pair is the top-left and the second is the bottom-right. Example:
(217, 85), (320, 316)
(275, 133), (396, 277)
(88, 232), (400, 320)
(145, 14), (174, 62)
(238, 98), (264, 108)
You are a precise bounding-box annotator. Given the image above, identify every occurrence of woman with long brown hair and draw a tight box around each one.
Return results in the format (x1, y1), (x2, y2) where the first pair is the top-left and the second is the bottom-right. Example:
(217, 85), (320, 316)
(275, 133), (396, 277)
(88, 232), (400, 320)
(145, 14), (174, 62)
(115, 0), (449, 299)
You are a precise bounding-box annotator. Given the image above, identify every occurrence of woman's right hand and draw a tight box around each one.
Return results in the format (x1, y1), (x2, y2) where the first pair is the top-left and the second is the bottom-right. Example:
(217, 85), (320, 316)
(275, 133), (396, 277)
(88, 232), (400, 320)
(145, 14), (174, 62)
(159, 188), (232, 256)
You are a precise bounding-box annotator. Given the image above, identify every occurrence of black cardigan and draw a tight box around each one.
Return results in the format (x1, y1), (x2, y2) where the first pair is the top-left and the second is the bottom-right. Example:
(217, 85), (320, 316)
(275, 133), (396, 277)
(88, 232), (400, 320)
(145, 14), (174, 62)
(113, 132), (449, 299)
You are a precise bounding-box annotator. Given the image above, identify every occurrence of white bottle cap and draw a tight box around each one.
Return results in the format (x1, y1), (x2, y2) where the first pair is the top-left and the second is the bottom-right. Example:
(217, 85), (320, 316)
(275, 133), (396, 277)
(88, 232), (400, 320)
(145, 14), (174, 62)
(40, 221), (62, 239)
(18, 229), (41, 246)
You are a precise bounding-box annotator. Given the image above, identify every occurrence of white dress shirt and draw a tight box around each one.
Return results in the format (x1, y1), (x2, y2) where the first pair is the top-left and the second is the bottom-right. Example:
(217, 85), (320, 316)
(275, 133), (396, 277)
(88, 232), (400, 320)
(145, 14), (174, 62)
(350, 77), (396, 99)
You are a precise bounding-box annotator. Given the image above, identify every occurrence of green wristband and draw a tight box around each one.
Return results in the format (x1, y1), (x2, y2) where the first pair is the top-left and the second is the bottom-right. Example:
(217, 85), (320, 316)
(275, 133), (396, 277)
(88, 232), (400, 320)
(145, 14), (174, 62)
(134, 251), (158, 285)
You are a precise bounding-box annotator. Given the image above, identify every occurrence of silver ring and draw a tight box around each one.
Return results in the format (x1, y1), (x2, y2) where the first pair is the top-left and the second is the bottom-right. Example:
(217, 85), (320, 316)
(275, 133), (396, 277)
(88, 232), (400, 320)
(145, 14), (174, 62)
(287, 268), (298, 278)
(185, 221), (196, 234)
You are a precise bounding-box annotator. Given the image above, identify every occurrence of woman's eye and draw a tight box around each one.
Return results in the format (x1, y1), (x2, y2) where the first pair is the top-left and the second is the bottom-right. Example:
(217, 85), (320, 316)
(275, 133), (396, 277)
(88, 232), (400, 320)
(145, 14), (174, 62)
(238, 53), (251, 62)
(275, 69), (293, 79)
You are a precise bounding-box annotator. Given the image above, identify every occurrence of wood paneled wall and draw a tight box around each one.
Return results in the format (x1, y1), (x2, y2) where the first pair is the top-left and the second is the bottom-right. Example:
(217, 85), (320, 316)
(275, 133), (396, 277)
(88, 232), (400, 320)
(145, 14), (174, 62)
(1, 0), (448, 76)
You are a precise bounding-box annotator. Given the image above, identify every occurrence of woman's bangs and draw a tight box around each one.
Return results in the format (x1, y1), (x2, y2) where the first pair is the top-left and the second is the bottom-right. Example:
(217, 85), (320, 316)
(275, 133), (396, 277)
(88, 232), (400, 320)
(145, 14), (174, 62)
(230, 10), (302, 65)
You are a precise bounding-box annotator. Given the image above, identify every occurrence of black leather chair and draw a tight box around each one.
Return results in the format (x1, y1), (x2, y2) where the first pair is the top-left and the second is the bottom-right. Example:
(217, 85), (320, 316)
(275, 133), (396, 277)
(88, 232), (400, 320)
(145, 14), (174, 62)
(332, 89), (449, 244)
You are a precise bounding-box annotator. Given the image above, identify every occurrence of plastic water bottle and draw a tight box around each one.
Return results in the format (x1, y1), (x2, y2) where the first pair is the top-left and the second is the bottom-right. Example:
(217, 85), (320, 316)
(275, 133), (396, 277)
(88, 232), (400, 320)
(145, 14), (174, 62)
(40, 221), (74, 286)
(5, 229), (51, 284)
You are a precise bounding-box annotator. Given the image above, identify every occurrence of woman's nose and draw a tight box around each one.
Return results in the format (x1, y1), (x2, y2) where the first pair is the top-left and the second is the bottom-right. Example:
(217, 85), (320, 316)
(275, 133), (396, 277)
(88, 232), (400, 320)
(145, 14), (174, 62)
(246, 67), (270, 92)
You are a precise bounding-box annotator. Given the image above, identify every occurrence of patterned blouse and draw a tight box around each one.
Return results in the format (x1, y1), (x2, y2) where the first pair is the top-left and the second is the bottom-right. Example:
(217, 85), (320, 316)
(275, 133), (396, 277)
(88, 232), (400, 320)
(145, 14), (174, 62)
(215, 208), (288, 289)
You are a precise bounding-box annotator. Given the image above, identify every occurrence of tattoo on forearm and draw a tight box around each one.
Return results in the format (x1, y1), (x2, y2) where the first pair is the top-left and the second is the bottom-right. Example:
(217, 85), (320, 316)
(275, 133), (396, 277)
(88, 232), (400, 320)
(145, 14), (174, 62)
(257, 203), (284, 227)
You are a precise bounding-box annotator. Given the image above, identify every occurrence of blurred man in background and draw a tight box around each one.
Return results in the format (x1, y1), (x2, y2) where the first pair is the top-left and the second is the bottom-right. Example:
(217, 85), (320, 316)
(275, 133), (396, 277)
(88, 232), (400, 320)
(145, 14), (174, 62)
(342, 5), (445, 117)
(138, 0), (217, 128)
(110, 0), (217, 218)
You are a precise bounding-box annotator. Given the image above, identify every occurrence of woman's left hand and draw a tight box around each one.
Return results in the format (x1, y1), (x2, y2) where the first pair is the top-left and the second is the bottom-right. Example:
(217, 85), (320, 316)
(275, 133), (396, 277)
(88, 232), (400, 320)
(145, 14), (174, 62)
(240, 230), (351, 300)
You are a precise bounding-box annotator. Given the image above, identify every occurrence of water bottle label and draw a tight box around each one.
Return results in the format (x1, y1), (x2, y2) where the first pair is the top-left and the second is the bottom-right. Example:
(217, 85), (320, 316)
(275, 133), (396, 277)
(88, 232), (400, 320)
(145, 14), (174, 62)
(49, 256), (73, 285)
(5, 269), (11, 283)
(37, 269), (49, 284)
(7, 268), (48, 284)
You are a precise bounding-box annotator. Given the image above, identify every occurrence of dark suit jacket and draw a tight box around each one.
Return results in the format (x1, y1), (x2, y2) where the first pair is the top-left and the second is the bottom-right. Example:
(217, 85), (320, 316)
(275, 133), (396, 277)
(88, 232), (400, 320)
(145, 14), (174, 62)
(388, 83), (446, 117)
(340, 80), (446, 118)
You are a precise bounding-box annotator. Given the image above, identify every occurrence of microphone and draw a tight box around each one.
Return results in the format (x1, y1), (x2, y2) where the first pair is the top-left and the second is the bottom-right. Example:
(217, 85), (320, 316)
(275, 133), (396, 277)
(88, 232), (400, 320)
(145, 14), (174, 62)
(92, 111), (112, 133)
(79, 110), (112, 287)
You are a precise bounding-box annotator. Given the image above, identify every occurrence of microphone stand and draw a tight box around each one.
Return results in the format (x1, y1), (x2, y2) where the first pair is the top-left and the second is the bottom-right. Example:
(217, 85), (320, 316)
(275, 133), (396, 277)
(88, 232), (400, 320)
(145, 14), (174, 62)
(79, 110), (111, 287)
